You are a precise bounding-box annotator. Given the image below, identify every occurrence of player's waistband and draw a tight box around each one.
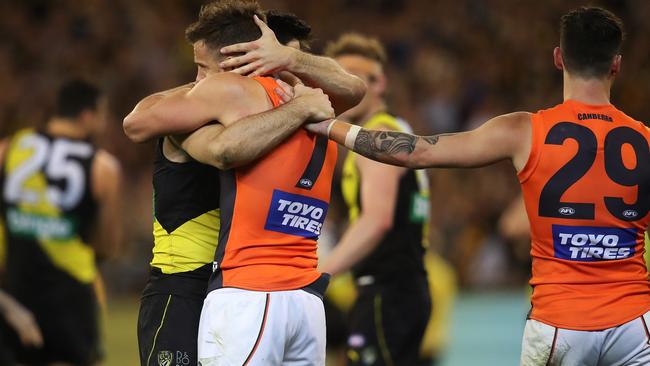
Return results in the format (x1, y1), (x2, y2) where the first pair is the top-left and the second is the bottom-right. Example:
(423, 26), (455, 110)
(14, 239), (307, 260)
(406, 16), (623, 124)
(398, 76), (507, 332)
(209, 270), (331, 299)
(142, 264), (211, 300)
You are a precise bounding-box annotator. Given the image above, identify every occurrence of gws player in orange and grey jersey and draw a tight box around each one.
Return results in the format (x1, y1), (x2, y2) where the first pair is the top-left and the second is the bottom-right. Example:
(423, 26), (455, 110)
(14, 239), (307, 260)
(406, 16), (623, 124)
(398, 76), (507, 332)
(309, 7), (650, 366)
(123, 1), (365, 365)
(0, 80), (122, 365)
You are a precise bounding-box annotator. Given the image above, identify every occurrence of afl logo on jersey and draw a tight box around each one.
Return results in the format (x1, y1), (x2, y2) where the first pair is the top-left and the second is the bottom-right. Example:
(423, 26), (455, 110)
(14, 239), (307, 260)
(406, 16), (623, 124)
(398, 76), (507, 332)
(558, 207), (576, 216)
(298, 178), (313, 188)
(622, 210), (638, 219)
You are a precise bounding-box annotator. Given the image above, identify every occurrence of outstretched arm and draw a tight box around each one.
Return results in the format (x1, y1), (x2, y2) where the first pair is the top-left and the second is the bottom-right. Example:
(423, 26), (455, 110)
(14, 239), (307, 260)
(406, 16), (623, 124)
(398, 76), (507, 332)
(170, 84), (335, 170)
(309, 112), (532, 171)
(220, 15), (366, 114)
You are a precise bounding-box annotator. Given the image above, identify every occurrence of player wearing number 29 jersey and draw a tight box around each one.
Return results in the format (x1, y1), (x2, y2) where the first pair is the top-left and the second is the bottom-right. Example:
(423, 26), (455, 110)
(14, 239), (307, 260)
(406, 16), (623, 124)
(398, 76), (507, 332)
(0, 80), (122, 365)
(314, 6), (650, 366)
(520, 99), (650, 330)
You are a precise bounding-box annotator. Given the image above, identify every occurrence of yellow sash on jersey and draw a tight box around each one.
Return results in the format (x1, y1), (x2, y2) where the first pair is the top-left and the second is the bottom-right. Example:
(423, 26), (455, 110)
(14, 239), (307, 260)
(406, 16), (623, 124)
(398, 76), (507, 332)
(151, 209), (220, 274)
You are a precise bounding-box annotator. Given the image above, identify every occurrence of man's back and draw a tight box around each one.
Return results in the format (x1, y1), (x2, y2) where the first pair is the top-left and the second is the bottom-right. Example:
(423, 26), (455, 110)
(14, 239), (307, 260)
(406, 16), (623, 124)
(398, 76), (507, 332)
(1, 128), (99, 289)
(209, 76), (338, 292)
(520, 99), (650, 330)
(0, 128), (104, 363)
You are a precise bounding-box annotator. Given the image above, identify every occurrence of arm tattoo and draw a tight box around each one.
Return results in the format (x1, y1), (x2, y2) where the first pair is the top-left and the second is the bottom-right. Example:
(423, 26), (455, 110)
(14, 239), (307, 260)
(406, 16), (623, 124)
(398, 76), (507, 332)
(354, 130), (417, 159)
(424, 133), (456, 145)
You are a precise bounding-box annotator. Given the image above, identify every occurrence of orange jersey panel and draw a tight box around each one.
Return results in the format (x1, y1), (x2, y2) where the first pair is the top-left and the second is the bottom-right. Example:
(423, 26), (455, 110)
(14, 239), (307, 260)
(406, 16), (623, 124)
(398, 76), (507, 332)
(210, 77), (338, 292)
(519, 99), (650, 330)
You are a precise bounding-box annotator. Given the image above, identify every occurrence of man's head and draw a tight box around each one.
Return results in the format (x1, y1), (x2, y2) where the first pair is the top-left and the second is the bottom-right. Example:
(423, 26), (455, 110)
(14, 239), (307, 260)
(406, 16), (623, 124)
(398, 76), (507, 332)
(325, 33), (387, 122)
(266, 10), (312, 50)
(186, 0), (266, 80)
(555, 6), (624, 80)
(55, 79), (106, 135)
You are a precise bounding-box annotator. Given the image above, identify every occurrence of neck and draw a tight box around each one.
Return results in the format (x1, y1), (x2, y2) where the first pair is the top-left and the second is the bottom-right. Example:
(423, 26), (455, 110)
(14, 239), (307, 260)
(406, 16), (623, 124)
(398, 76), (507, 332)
(359, 100), (387, 125)
(563, 74), (612, 105)
(46, 118), (90, 139)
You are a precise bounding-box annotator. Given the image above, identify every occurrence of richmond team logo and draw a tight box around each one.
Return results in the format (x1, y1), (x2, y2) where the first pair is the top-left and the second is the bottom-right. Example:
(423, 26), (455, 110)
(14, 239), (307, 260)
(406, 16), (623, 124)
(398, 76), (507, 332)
(158, 351), (173, 366)
(265, 190), (328, 239)
(552, 225), (638, 262)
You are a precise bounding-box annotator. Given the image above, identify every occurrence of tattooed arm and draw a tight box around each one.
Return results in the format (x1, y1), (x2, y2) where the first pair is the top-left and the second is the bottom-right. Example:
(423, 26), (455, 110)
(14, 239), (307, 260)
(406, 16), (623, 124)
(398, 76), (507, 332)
(311, 112), (532, 171)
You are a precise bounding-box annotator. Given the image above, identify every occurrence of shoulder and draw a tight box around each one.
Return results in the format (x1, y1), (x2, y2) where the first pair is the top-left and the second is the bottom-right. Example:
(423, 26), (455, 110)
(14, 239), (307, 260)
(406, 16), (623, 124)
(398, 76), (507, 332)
(93, 149), (122, 178)
(192, 72), (262, 100)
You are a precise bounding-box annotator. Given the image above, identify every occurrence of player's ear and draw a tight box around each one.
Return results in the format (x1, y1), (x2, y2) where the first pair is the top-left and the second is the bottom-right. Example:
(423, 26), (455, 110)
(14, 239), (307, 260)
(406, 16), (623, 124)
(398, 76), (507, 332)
(553, 47), (564, 72)
(374, 73), (387, 96)
(610, 55), (622, 77)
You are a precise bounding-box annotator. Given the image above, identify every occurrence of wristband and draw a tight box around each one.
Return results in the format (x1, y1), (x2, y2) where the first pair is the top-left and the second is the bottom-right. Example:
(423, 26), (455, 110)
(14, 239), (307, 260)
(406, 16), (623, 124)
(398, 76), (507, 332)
(345, 125), (362, 150)
(326, 120), (336, 137)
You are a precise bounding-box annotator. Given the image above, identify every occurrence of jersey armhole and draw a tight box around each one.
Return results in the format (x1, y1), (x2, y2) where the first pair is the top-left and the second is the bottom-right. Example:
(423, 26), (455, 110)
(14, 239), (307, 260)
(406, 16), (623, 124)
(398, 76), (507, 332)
(517, 113), (541, 183)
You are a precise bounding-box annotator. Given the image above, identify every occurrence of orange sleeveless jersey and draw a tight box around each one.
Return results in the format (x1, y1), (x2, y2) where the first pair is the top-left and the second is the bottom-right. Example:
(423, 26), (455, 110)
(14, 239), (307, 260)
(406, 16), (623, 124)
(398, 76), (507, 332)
(208, 76), (338, 292)
(519, 99), (650, 330)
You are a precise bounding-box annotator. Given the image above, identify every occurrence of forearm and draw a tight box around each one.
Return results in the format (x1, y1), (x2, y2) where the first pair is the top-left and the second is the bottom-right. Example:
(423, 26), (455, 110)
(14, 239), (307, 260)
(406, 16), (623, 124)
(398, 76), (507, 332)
(327, 120), (436, 169)
(321, 216), (388, 276)
(289, 52), (365, 114)
(181, 99), (310, 170)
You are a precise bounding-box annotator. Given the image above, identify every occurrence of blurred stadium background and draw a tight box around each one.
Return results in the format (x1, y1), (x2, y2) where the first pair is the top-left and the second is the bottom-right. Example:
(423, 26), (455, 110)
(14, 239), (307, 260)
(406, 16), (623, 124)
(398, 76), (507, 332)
(1, 0), (649, 365)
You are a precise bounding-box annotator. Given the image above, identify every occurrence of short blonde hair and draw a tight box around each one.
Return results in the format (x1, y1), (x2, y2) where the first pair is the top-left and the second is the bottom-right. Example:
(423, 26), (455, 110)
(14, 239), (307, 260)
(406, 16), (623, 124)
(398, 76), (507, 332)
(324, 33), (387, 64)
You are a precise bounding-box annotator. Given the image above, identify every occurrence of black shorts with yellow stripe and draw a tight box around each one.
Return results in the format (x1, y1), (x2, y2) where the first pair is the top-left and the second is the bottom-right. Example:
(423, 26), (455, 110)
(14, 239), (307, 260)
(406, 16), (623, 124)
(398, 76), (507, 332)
(346, 275), (431, 366)
(138, 265), (210, 366)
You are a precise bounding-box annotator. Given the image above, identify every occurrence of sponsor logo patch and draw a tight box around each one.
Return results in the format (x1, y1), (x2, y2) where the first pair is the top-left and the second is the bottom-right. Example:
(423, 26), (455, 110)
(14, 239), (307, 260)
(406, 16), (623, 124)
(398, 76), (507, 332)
(552, 225), (638, 262)
(265, 190), (328, 239)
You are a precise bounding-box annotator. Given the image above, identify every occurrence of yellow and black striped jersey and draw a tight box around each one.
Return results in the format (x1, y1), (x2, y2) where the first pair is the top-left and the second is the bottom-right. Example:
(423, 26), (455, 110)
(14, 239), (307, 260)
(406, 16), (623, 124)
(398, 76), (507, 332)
(341, 113), (430, 280)
(151, 138), (220, 279)
(0, 128), (98, 288)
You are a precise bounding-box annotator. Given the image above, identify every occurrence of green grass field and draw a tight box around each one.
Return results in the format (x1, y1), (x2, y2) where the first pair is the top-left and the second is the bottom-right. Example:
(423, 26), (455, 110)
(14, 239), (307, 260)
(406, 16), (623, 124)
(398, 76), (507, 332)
(104, 291), (527, 366)
(103, 297), (141, 365)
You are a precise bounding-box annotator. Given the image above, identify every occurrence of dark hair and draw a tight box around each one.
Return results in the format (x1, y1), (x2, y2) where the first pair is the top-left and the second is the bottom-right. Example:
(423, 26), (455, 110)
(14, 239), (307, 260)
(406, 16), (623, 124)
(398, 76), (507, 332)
(56, 79), (101, 118)
(266, 10), (312, 50)
(560, 6), (624, 78)
(186, 0), (266, 52)
(324, 33), (387, 65)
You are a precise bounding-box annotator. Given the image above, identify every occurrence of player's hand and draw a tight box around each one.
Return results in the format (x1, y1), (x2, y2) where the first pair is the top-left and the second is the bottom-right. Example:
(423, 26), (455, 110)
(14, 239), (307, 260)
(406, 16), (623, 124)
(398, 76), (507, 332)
(2, 297), (43, 348)
(293, 85), (335, 123)
(220, 15), (296, 77)
(274, 79), (295, 105)
(304, 119), (333, 136)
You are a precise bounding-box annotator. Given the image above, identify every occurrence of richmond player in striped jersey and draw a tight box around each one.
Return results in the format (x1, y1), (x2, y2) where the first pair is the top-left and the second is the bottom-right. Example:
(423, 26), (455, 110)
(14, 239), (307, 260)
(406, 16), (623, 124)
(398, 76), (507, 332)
(309, 7), (650, 366)
(123, 2), (364, 365)
(0, 80), (122, 365)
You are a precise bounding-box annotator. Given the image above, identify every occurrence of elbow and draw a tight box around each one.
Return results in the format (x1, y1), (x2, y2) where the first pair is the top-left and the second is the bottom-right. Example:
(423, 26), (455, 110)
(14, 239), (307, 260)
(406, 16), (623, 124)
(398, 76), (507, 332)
(123, 114), (149, 143)
(371, 215), (394, 236)
(335, 78), (367, 115)
(208, 144), (235, 170)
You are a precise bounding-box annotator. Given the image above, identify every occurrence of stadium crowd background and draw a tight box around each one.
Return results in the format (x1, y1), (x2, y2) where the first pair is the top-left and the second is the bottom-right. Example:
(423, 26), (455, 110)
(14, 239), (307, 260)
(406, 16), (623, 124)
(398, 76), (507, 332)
(1, 0), (649, 363)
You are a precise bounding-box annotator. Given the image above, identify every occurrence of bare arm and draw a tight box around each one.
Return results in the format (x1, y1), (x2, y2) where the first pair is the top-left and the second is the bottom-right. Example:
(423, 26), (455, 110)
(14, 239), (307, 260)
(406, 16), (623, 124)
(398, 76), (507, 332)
(173, 83), (334, 169)
(321, 144), (404, 276)
(220, 15), (366, 114)
(309, 112), (532, 170)
(123, 83), (197, 142)
(0, 290), (43, 348)
(91, 150), (123, 260)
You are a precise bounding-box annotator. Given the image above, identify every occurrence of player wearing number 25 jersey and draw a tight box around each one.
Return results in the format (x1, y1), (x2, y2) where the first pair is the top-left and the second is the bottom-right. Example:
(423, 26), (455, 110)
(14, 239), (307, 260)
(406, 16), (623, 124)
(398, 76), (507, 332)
(0, 80), (122, 365)
(314, 6), (650, 366)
